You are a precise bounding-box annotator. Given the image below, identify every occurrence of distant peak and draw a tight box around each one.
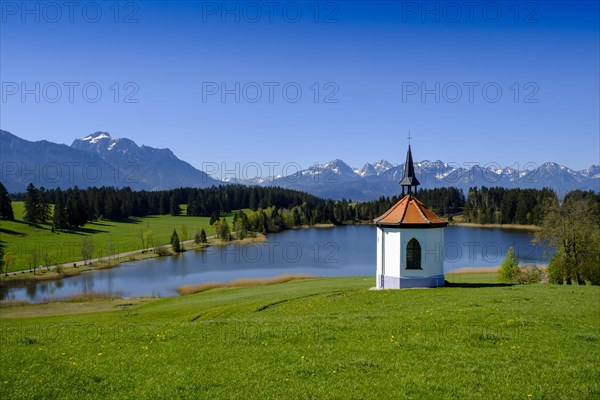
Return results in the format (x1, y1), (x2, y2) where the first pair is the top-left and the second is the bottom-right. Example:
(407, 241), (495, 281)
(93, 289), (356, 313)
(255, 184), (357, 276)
(356, 162), (376, 177)
(82, 132), (111, 143)
(373, 159), (393, 172)
(541, 161), (559, 167)
(322, 159), (351, 169)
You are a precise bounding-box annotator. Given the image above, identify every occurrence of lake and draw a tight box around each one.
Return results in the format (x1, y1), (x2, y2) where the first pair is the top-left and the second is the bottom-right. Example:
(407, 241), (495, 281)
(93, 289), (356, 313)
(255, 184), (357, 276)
(0, 225), (551, 302)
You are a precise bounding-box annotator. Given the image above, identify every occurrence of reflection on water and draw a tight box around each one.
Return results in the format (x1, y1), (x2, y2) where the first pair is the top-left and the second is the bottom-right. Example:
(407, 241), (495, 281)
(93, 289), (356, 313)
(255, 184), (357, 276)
(1, 225), (551, 302)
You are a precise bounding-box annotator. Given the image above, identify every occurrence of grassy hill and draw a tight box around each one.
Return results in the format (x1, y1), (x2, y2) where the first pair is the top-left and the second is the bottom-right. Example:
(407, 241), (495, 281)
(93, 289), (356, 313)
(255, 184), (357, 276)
(0, 202), (227, 272)
(1, 276), (598, 399)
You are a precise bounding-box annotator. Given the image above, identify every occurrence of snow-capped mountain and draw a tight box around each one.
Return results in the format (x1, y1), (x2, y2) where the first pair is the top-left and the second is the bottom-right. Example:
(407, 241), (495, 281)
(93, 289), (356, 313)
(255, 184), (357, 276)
(72, 132), (141, 158)
(355, 163), (376, 177)
(0, 130), (220, 192)
(300, 159), (358, 182)
(262, 158), (599, 200)
(355, 160), (396, 177)
(70, 132), (220, 190)
(374, 159), (395, 174)
(581, 165), (600, 179)
(0, 130), (118, 192)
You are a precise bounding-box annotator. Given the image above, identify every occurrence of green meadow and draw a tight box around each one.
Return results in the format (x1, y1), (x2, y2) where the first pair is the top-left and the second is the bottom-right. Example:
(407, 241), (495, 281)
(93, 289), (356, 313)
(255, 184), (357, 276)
(1, 275), (598, 399)
(0, 202), (230, 272)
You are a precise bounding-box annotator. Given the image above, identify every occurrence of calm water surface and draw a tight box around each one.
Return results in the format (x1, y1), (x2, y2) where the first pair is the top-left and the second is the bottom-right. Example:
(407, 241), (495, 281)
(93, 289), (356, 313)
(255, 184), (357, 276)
(1, 226), (551, 302)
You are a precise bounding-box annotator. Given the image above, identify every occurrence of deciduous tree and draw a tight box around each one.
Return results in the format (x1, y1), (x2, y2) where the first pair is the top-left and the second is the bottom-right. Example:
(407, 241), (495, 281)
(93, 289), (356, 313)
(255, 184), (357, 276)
(215, 219), (230, 241)
(498, 246), (519, 283)
(535, 192), (600, 285)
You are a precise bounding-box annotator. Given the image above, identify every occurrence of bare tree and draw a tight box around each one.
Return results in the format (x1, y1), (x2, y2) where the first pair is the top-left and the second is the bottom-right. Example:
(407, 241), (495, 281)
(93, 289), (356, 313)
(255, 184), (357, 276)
(27, 250), (39, 274)
(82, 237), (95, 265)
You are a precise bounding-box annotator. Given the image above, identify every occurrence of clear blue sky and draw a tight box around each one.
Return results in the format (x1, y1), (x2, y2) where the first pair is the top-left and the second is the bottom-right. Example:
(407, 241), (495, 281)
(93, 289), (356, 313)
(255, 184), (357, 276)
(1, 1), (598, 175)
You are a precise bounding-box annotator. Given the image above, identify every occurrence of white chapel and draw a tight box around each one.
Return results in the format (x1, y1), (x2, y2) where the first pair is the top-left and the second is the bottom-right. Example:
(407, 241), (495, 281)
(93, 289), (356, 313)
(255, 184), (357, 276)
(374, 142), (447, 288)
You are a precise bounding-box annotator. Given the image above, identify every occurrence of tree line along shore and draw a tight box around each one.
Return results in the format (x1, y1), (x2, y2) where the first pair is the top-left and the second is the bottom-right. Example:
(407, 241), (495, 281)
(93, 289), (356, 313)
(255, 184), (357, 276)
(0, 183), (598, 285)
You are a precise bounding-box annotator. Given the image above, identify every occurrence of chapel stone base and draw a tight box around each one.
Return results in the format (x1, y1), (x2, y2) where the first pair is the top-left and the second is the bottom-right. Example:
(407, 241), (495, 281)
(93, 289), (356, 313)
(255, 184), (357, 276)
(376, 274), (445, 289)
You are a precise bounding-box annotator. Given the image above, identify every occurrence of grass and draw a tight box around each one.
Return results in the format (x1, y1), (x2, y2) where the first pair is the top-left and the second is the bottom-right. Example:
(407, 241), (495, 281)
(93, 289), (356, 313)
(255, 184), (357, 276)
(0, 275), (598, 399)
(0, 202), (235, 273)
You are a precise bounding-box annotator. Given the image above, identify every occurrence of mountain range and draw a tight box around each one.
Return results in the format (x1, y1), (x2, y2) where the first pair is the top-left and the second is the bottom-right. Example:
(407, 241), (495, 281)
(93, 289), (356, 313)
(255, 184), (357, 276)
(259, 159), (600, 200)
(1, 130), (598, 200)
(0, 130), (219, 193)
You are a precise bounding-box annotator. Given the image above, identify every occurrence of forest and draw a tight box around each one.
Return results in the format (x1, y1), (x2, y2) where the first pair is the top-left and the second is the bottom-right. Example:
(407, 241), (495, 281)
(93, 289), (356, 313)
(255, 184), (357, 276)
(1, 182), (569, 229)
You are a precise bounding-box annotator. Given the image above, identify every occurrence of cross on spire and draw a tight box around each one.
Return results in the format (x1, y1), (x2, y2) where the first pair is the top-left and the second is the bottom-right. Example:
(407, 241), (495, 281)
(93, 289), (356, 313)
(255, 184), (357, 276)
(407, 130), (412, 145)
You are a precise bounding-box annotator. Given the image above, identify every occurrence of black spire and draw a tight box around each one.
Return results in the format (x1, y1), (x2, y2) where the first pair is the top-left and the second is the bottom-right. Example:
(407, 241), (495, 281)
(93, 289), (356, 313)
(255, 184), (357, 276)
(400, 142), (420, 196)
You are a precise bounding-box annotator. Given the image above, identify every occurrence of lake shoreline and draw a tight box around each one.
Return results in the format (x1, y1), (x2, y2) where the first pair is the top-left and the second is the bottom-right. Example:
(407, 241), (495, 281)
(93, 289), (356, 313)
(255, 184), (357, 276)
(2, 221), (540, 278)
(327, 220), (541, 232)
(0, 233), (267, 286)
(2, 264), (552, 308)
(2, 225), (551, 304)
(0, 268), (524, 311)
(450, 222), (541, 231)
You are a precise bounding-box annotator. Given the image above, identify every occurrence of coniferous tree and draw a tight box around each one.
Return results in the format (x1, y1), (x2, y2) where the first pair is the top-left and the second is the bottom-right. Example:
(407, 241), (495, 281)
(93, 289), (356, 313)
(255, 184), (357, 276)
(52, 193), (68, 231)
(209, 211), (220, 225)
(66, 188), (88, 227)
(170, 229), (181, 252)
(23, 183), (40, 225)
(186, 194), (196, 216)
(38, 187), (51, 224)
(159, 192), (169, 215)
(0, 181), (14, 220)
(87, 188), (101, 221)
(169, 195), (180, 216)
(193, 227), (208, 245)
(249, 188), (258, 211)
(104, 192), (120, 221)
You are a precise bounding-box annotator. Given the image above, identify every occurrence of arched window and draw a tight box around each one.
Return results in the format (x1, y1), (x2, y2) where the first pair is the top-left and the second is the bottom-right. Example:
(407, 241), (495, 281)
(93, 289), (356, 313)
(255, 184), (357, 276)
(406, 238), (421, 269)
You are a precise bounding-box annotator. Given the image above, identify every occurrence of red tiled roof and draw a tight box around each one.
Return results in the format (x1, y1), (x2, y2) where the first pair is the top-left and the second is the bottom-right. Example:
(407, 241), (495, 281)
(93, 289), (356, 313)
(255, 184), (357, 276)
(373, 195), (448, 227)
